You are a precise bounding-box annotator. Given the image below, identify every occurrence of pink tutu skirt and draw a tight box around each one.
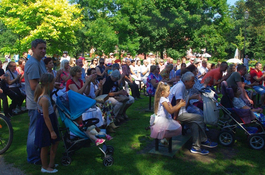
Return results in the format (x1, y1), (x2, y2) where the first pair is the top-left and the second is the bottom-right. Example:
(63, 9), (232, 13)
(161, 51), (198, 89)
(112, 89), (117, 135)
(150, 116), (182, 139)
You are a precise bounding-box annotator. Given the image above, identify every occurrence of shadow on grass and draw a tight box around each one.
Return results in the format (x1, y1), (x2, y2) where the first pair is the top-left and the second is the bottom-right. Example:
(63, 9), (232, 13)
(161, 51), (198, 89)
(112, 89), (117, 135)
(2, 96), (265, 174)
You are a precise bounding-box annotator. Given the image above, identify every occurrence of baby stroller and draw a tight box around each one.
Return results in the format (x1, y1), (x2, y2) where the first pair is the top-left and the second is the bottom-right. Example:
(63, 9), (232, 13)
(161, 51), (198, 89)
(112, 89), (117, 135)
(56, 90), (114, 166)
(216, 81), (265, 150)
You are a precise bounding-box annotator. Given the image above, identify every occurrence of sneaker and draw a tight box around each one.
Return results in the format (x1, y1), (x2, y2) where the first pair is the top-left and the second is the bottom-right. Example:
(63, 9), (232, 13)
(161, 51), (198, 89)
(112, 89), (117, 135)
(20, 106), (27, 112)
(41, 167), (58, 173)
(190, 147), (209, 155)
(95, 139), (105, 146)
(12, 109), (20, 115)
(106, 135), (113, 141)
(201, 139), (218, 148)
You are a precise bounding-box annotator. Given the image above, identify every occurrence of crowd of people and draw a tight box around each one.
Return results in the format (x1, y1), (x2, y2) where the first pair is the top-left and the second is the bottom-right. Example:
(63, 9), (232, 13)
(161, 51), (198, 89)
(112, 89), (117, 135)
(3, 38), (265, 173)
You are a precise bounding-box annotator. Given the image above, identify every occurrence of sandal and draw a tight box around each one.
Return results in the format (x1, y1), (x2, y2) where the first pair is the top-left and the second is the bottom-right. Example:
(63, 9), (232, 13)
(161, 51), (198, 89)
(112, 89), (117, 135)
(106, 135), (113, 141)
(95, 139), (105, 146)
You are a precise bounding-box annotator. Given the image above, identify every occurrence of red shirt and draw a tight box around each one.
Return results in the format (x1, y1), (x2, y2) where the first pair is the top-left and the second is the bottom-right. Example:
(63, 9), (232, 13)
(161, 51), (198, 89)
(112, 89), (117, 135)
(250, 68), (263, 85)
(201, 68), (222, 86)
(66, 79), (84, 91)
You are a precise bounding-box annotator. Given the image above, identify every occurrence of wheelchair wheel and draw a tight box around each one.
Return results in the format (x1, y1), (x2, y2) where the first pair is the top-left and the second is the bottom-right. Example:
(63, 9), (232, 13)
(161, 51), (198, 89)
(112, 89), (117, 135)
(248, 134), (265, 150)
(0, 114), (13, 155)
(106, 145), (114, 156)
(103, 155), (114, 167)
(61, 156), (72, 166)
(218, 130), (235, 146)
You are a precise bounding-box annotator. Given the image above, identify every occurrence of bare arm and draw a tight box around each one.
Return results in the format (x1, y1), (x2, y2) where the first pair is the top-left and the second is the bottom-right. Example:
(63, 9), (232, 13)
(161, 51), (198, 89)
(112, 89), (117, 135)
(150, 78), (159, 88)
(162, 99), (186, 114)
(40, 97), (57, 139)
(29, 79), (39, 91)
(6, 72), (20, 85)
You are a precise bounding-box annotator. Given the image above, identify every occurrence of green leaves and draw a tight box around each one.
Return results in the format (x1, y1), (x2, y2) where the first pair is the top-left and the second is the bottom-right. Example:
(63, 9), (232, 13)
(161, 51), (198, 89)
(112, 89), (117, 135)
(0, 0), (83, 55)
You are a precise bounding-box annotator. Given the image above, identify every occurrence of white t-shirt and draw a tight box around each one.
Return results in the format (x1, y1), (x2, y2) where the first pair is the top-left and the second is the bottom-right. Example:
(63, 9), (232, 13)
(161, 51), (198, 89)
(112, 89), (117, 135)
(157, 97), (171, 119)
(243, 57), (250, 66)
(141, 65), (150, 78)
(169, 81), (189, 115)
(198, 66), (208, 81)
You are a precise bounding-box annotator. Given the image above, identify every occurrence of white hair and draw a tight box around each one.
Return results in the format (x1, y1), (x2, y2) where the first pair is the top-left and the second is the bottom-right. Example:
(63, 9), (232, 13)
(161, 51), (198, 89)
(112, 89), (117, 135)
(60, 59), (69, 71)
(181, 72), (194, 82)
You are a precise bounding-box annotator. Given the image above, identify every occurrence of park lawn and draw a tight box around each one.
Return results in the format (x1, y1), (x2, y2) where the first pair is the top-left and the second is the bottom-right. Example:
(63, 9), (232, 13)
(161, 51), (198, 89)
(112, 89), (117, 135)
(2, 95), (265, 175)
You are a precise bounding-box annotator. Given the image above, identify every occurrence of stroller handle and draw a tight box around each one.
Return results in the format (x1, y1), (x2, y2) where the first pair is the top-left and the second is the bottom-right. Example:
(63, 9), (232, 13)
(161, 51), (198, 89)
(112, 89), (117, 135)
(83, 118), (100, 128)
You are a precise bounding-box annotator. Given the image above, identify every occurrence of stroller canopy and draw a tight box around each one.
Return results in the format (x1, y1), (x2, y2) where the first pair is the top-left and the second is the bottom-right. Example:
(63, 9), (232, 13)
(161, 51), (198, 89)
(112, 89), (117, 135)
(57, 90), (96, 120)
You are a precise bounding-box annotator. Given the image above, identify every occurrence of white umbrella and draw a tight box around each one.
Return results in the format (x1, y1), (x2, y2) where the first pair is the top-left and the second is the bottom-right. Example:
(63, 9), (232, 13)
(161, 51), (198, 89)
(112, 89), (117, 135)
(202, 53), (211, 58)
(227, 58), (242, 64)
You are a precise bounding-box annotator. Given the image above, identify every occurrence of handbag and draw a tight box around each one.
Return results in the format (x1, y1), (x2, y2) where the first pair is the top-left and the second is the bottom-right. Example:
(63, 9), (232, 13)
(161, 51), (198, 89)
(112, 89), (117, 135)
(95, 94), (109, 103)
(114, 95), (130, 103)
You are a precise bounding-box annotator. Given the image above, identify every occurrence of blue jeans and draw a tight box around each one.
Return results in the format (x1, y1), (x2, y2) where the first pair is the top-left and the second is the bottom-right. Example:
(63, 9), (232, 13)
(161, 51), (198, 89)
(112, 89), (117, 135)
(27, 109), (40, 164)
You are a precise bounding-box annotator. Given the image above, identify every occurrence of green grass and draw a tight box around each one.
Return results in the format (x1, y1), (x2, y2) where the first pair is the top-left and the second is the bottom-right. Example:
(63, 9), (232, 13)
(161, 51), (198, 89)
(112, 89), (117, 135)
(2, 95), (265, 175)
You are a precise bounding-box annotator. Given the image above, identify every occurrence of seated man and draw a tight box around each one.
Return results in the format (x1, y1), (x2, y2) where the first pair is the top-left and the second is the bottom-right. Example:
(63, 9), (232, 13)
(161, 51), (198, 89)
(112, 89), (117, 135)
(250, 62), (265, 107)
(140, 60), (150, 84)
(226, 64), (253, 106)
(169, 72), (217, 155)
(201, 62), (228, 91)
(103, 70), (134, 122)
(176, 63), (186, 82)
(122, 59), (142, 100)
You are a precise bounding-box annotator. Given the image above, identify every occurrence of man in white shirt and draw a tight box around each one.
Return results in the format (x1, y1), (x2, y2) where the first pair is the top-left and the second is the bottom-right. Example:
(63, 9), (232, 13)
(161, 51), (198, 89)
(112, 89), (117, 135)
(197, 60), (208, 81)
(186, 58), (194, 67)
(141, 60), (150, 84)
(169, 72), (217, 155)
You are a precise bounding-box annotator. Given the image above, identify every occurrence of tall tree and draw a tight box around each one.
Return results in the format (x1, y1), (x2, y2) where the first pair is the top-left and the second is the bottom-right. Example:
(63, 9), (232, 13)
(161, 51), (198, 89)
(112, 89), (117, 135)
(0, 0), (83, 55)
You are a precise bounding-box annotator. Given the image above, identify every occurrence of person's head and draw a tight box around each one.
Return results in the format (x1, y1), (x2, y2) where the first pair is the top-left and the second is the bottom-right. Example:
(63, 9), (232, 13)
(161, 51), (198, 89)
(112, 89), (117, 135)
(202, 60), (207, 68)
(237, 64), (246, 76)
(112, 63), (120, 70)
(169, 58), (174, 64)
(18, 59), (26, 68)
(190, 58), (194, 64)
(231, 85), (241, 98)
(245, 55), (248, 58)
(150, 65), (159, 74)
(255, 62), (262, 71)
(31, 39), (46, 60)
(70, 66), (82, 78)
(0, 60), (2, 69)
(220, 62), (228, 72)
(23, 52), (27, 58)
(7, 61), (16, 72)
(186, 64), (198, 76)
(245, 73), (251, 81)
(136, 60), (141, 66)
(165, 64), (173, 72)
(154, 82), (170, 114)
(211, 63), (216, 69)
(181, 72), (195, 89)
(181, 63), (186, 70)
(99, 58), (105, 66)
(60, 59), (70, 71)
(126, 59), (131, 66)
(87, 68), (96, 76)
(227, 64), (236, 74)
(44, 57), (54, 70)
(110, 70), (121, 82)
(76, 59), (83, 68)
(182, 57), (186, 63)
(131, 60), (135, 66)
(143, 59), (148, 66)
(159, 60), (164, 65)
(93, 58), (98, 65)
(177, 59), (181, 64)
(34, 73), (55, 102)
(28, 49), (33, 55)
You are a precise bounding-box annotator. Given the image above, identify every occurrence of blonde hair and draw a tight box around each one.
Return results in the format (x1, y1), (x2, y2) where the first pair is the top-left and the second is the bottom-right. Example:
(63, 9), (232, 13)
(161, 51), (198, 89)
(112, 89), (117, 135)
(34, 73), (54, 102)
(154, 82), (170, 114)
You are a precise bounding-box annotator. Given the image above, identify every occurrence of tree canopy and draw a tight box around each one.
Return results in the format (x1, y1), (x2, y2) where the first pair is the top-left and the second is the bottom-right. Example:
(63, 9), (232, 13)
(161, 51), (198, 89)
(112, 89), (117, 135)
(0, 0), (83, 55)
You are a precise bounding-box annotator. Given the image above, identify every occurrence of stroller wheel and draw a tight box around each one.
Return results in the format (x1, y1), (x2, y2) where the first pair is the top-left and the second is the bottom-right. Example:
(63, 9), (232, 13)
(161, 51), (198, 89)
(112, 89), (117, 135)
(248, 134), (265, 150)
(218, 130), (235, 146)
(106, 145), (114, 156)
(103, 155), (114, 167)
(61, 156), (72, 166)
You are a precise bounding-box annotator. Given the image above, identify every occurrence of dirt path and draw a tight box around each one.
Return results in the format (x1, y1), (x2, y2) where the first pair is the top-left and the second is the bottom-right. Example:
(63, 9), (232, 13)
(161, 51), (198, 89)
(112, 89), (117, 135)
(0, 155), (26, 175)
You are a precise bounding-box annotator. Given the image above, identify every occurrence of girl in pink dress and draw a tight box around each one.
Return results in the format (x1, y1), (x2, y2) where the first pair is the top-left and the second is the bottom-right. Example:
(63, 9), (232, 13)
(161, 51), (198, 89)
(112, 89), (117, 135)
(150, 82), (185, 144)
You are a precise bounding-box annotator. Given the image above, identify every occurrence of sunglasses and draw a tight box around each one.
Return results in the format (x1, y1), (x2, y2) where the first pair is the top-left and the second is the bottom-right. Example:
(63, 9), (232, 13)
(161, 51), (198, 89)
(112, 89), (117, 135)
(100, 62), (104, 64)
